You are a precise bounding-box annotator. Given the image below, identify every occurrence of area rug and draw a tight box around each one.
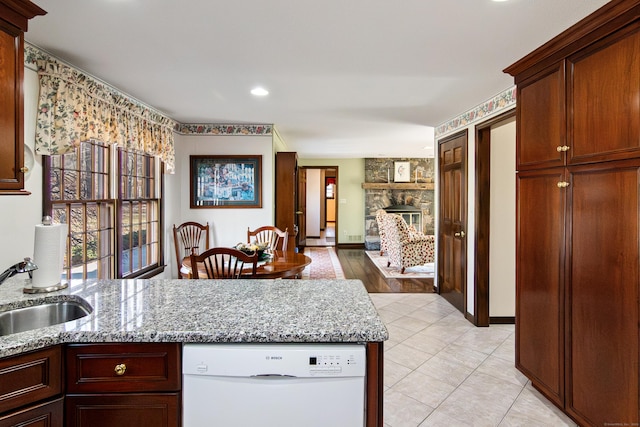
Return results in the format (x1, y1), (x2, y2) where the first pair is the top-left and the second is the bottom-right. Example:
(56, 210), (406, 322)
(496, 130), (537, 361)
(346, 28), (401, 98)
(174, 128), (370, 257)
(365, 251), (435, 279)
(301, 247), (346, 279)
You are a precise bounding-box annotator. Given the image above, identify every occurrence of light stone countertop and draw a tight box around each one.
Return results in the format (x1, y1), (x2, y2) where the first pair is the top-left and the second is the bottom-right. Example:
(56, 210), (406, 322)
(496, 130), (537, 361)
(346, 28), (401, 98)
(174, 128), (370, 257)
(0, 276), (389, 358)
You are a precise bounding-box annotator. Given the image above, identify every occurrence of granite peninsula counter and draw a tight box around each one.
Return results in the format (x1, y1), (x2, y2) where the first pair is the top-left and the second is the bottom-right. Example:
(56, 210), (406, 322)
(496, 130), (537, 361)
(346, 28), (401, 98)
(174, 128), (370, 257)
(0, 277), (388, 357)
(1, 277), (388, 426)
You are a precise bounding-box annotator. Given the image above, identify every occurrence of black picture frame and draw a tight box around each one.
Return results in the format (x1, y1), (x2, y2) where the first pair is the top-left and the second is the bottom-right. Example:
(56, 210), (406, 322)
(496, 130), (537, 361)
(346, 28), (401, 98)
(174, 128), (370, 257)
(190, 155), (262, 208)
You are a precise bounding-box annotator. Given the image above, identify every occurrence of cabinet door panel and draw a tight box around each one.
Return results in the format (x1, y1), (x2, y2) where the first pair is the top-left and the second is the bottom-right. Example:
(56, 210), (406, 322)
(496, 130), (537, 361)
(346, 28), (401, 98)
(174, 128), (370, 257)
(567, 163), (639, 426)
(0, 346), (62, 415)
(0, 21), (24, 192)
(0, 397), (63, 427)
(568, 25), (640, 164)
(515, 168), (566, 406)
(65, 393), (180, 427)
(517, 62), (565, 170)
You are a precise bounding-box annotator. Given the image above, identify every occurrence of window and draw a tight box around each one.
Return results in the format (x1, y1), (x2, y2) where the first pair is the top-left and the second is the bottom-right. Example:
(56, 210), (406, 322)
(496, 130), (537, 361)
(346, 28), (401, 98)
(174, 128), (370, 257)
(44, 140), (163, 280)
(118, 149), (160, 277)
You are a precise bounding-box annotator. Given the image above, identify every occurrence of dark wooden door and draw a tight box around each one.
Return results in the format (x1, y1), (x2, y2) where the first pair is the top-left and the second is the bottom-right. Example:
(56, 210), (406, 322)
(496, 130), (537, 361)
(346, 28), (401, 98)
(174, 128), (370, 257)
(566, 161), (639, 427)
(275, 152), (297, 252)
(515, 168), (566, 407)
(438, 131), (467, 314)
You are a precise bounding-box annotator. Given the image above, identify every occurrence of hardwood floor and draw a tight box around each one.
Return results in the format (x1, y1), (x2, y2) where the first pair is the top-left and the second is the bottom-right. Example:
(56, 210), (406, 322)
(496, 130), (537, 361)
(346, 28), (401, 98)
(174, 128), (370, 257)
(336, 248), (435, 293)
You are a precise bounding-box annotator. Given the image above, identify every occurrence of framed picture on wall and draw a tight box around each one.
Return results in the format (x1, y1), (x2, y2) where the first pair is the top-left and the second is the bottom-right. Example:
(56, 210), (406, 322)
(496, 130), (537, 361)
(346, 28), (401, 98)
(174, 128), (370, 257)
(394, 161), (410, 182)
(190, 155), (262, 208)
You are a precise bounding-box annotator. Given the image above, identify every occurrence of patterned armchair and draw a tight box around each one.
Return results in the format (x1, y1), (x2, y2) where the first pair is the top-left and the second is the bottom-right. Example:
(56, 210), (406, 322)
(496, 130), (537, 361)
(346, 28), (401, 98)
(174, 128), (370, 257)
(375, 210), (389, 256)
(385, 213), (435, 273)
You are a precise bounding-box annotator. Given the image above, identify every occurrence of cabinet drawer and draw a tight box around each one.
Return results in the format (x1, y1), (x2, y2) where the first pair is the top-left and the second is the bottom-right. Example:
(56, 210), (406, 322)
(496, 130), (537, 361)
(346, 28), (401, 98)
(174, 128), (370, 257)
(0, 346), (62, 415)
(65, 343), (181, 393)
(65, 393), (180, 427)
(0, 397), (63, 427)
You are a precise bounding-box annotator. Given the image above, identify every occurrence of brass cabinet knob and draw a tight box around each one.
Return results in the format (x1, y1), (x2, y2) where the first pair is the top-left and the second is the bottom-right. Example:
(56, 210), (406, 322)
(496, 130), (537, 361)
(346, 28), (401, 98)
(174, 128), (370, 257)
(556, 145), (570, 152)
(114, 363), (127, 376)
(557, 181), (570, 188)
(454, 231), (466, 238)
(20, 167), (29, 173)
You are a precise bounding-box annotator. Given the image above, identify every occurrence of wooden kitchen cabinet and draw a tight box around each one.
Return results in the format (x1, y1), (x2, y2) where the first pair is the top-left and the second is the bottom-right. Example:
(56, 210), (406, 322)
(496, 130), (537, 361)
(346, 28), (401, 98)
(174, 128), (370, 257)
(506, 1), (640, 425)
(567, 26), (640, 165)
(567, 161), (640, 424)
(0, 0), (45, 194)
(65, 343), (181, 427)
(515, 168), (566, 407)
(275, 152), (298, 251)
(0, 346), (63, 427)
(516, 62), (565, 171)
(517, 23), (640, 171)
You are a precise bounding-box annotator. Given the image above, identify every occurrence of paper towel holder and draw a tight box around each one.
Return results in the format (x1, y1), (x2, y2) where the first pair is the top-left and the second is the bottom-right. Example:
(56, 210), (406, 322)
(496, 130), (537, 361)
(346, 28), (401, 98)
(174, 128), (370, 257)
(23, 216), (69, 294)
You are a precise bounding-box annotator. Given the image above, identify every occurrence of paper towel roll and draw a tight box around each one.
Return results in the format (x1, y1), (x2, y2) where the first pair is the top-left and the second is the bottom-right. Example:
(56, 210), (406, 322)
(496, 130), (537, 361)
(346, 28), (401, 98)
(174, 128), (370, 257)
(31, 223), (67, 288)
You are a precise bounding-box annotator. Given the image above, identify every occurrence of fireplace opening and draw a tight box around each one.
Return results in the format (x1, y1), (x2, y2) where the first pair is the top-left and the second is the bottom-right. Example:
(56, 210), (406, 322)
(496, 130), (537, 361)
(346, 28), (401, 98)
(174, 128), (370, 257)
(384, 204), (422, 233)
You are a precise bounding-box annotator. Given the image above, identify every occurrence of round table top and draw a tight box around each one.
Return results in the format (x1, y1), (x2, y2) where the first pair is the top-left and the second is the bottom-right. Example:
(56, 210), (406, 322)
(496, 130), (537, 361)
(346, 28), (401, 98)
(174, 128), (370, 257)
(181, 250), (312, 279)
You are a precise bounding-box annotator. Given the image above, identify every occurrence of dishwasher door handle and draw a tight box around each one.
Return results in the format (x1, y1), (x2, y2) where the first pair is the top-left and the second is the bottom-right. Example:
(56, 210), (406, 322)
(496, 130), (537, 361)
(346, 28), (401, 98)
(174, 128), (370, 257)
(251, 374), (297, 378)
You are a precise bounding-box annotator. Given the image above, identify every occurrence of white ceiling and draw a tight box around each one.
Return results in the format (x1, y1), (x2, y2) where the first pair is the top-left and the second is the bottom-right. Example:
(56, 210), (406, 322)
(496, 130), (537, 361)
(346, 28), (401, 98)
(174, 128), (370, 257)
(24, 0), (610, 158)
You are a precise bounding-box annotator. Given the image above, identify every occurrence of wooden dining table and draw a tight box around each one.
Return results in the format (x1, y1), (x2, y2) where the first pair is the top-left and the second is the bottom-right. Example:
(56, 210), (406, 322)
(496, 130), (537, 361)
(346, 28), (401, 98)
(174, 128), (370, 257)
(180, 250), (312, 279)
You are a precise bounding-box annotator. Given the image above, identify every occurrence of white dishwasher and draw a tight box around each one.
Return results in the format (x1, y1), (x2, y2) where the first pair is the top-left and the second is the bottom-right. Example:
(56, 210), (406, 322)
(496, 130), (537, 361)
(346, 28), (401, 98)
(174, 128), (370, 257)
(182, 343), (366, 427)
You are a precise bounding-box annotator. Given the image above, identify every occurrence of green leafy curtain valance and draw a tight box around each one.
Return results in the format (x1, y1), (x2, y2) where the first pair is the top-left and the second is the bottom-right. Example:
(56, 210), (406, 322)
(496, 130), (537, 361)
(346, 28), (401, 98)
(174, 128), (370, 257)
(35, 59), (176, 173)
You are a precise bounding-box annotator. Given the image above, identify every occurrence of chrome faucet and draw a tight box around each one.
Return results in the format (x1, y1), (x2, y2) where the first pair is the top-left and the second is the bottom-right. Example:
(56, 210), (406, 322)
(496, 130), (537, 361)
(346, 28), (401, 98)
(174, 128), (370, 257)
(0, 258), (38, 285)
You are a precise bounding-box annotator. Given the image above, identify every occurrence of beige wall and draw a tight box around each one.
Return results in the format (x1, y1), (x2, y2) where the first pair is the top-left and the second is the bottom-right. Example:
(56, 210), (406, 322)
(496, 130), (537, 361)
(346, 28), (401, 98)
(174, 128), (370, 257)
(489, 117), (516, 317)
(167, 133), (275, 278)
(298, 158), (365, 245)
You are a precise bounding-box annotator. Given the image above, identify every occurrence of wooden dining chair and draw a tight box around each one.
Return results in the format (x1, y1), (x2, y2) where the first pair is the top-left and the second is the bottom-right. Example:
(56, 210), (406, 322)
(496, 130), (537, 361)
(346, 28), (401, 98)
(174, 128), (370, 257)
(190, 247), (258, 279)
(173, 221), (210, 279)
(247, 226), (288, 251)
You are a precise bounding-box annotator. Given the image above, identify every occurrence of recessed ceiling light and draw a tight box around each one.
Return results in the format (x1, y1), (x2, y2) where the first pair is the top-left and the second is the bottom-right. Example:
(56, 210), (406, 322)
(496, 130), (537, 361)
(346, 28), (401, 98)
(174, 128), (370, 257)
(250, 87), (269, 96)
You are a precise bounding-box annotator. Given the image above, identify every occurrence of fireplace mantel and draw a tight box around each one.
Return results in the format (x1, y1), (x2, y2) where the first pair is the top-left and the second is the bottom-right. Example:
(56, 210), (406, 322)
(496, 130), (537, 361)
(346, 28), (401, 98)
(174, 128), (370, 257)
(361, 182), (434, 190)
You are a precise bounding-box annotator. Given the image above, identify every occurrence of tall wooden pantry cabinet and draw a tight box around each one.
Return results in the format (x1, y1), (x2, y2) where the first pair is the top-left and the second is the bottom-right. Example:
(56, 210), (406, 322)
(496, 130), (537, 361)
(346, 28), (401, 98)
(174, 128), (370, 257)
(505, 1), (640, 425)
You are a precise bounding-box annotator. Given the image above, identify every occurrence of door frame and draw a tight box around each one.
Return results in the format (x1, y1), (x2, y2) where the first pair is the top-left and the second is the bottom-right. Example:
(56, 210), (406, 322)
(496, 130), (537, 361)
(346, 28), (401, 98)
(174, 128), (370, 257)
(297, 166), (339, 248)
(474, 110), (516, 326)
(437, 130), (468, 316)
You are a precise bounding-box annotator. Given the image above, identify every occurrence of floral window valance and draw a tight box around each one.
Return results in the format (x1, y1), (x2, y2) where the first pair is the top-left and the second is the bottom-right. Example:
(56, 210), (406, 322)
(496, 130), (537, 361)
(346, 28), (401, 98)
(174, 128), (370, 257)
(35, 59), (176, 173)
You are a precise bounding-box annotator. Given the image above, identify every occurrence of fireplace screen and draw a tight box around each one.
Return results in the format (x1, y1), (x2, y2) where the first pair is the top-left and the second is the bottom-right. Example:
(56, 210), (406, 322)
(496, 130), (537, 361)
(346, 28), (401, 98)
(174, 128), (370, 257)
(384, 205), (422, 233)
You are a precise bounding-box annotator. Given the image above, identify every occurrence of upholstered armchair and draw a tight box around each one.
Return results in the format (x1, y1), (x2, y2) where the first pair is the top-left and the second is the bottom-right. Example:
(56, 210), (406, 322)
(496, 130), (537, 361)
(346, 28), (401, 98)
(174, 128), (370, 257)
(385, 213), (435, 273)
(375, 210), (389, 256)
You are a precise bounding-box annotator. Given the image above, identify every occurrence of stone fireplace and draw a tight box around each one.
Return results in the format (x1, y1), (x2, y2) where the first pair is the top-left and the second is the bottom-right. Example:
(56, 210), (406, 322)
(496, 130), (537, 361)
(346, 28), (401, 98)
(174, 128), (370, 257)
(363, 158), (435, 251)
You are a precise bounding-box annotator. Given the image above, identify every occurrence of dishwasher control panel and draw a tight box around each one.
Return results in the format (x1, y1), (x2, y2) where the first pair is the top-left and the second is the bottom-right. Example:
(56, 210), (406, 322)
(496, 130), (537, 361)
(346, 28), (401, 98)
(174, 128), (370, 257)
(183, 343), (366, 378)
(308, 352), (360, 375)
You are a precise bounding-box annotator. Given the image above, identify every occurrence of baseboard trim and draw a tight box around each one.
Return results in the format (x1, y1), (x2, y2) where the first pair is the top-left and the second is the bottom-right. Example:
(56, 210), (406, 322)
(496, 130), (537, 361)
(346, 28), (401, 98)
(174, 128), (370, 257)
(490, 316), (515, 325)
(337, 243), (365, 249)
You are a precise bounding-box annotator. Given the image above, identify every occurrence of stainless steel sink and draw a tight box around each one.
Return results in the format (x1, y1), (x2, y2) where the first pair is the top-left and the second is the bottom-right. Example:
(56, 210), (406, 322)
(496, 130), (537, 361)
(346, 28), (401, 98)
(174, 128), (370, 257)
(0, 300), (92, 336)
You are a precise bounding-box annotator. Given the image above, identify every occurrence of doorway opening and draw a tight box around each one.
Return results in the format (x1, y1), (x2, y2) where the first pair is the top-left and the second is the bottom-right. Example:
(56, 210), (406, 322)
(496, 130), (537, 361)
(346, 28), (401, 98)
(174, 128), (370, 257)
(475, 111), (516, 326)
(299, 166), (338, 247)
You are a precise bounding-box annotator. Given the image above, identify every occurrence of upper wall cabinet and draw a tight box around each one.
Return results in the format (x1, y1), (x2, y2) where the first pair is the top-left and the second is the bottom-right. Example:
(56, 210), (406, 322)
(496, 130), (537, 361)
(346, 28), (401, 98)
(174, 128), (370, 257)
(568, 25), (640, 165)
(0, 0), (46, 195)
(516, 62), (566, 170)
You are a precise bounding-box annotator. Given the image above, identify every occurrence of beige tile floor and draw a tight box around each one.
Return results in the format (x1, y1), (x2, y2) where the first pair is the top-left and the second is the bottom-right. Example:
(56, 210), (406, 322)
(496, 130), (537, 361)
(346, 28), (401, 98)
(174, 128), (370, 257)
(368, 293), (577, 427)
